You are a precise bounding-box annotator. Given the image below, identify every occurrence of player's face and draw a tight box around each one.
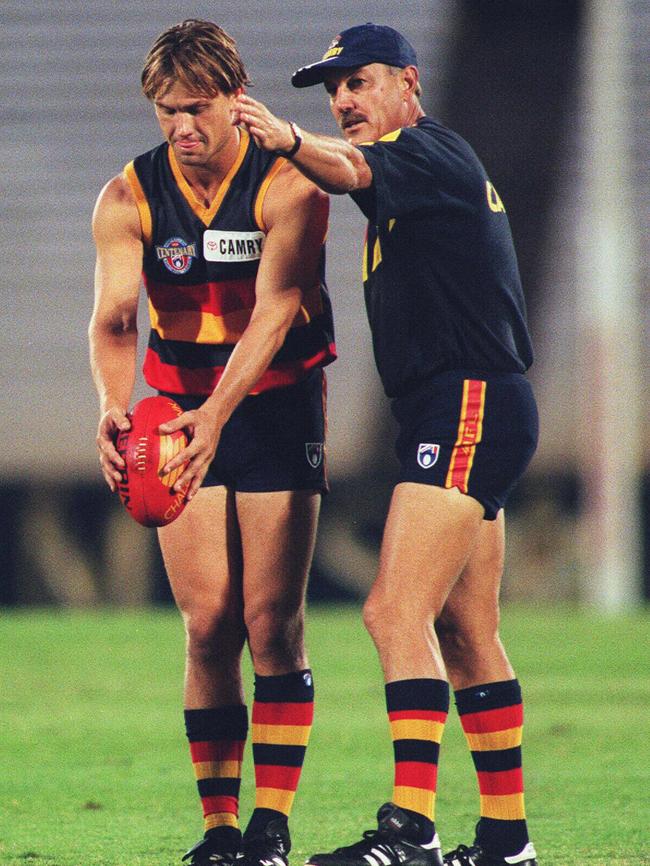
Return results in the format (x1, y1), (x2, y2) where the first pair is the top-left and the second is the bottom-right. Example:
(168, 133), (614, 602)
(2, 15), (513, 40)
(324, 64), (410, 143)
(154, 81), (241, 167)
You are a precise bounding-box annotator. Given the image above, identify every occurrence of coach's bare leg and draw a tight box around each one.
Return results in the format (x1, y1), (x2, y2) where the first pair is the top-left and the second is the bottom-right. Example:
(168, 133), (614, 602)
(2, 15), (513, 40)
(158, 486), (247, 707)
(237, 490), (320, 674)
(363, 483), (485, 682)
(436, 510), (515, 690)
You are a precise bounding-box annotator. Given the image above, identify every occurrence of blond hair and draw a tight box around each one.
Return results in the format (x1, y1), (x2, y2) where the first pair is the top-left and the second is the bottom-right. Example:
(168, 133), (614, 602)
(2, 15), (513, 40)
(141, 19), (250, 100)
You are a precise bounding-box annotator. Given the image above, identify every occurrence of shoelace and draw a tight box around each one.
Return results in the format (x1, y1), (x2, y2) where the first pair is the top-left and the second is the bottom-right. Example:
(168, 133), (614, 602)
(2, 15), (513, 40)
(444, 845), (480, 866)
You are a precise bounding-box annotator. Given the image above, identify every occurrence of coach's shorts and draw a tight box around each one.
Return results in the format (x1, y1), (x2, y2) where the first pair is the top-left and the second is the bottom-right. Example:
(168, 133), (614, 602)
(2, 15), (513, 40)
(161, 369), (328, 494)
(391, 370), (538, 520)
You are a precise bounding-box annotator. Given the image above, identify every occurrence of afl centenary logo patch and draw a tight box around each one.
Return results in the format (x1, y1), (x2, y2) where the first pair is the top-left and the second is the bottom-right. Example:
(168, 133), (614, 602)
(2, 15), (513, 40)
(156, 237), (197, 274)
(203, 230), (265, 262)
(417, 443), (440, 469)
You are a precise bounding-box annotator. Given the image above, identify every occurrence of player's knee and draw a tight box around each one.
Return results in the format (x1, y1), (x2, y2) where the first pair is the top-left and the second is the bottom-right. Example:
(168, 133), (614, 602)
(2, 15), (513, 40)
(244, 601), (305, 667)
(184, 607), (243, 663)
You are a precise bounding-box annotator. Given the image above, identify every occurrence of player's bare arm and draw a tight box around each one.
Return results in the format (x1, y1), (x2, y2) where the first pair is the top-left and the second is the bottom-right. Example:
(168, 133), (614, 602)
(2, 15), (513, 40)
(161, 163), (329, 498)
(89, 174), (143, 491)
(233, 93), (372, 194)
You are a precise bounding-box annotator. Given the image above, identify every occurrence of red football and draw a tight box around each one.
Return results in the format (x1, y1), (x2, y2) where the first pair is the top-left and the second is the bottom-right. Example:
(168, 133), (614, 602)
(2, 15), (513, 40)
(115, 396), (190, 527)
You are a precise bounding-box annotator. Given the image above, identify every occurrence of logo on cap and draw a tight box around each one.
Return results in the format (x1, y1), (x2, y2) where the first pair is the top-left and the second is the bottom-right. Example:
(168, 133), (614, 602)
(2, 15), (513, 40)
(323, 36), (343, 60)
(292, 23), (418, 89)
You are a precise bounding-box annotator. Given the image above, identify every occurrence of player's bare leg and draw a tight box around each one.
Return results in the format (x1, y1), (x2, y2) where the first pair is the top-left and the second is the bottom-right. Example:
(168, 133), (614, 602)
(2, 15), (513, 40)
(158, 485), (247, 707)
(235, 489), (320, 866)
(236, 489), (319, 674)
(158, 486), (248, 862)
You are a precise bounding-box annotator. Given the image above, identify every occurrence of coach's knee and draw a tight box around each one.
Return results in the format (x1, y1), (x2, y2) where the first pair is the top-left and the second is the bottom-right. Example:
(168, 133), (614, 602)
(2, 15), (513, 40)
(436, 608), (499, 669)
(362, 591), (428, 649)
(362, 593), (384, 644)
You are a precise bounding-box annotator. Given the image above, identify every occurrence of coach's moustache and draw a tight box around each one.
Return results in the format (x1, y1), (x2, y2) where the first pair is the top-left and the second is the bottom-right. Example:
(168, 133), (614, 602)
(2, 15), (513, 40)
(340, 113), (367, 131)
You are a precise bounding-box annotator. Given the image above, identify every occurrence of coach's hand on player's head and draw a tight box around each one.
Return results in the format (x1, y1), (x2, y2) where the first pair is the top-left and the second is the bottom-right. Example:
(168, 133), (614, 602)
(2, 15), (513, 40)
(233, 93), (294, 153)
(159, 405), (222, 500)
(96, 407), (130, 492)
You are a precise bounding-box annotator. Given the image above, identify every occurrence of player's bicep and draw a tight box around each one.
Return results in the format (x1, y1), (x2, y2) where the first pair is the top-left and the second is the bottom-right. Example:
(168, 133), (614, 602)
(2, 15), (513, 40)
(256, 170), (328, 311)
(91, 175), (144, 322)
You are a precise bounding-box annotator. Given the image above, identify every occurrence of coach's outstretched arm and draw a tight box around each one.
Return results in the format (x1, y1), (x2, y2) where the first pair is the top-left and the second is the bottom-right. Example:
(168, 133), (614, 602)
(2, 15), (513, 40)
(233, 94), (373, 194)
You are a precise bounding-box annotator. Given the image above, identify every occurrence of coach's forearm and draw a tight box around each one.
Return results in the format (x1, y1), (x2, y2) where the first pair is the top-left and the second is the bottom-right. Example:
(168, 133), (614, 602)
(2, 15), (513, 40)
(234, 94), (371, 195)
(288, 129), (369, 194)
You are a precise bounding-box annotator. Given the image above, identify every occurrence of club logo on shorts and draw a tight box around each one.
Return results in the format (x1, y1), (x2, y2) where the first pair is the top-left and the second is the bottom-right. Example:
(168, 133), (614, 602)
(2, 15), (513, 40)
(156, 237), (197, 274)
(305, 442), (324, 469)
(417, 443), (440, 469)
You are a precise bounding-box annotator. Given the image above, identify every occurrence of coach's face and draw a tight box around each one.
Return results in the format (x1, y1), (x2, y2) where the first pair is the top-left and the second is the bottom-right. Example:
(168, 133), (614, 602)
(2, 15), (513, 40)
(324, 63), (417, 143)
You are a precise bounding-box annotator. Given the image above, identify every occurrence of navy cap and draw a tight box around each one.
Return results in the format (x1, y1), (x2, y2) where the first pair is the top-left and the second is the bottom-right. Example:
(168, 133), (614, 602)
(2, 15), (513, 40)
(291, 23), (417, 88)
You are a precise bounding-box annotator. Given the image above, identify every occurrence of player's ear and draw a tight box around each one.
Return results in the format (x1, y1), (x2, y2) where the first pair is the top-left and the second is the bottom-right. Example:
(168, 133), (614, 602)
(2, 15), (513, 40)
(229, 86), (245, 109)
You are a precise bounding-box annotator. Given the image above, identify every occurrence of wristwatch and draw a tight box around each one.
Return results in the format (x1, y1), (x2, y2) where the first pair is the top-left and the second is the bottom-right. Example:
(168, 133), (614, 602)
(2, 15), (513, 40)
(277, 121), (303, 158)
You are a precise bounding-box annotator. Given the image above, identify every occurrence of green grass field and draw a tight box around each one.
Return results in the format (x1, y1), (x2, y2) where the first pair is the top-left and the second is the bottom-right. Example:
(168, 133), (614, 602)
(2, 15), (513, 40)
(1, 605), (649, 866)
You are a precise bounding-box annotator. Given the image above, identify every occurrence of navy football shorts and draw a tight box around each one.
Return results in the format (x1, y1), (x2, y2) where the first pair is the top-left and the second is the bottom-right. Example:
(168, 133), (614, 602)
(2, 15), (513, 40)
(391, 370), (538, 520)
(161, 368), (328, 494)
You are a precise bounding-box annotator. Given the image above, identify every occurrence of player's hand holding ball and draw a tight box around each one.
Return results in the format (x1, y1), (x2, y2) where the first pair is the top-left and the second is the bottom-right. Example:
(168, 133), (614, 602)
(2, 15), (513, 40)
(96, 406), (132, 493)
(114, 396), (190, 527)
(158, 398), (224, 501)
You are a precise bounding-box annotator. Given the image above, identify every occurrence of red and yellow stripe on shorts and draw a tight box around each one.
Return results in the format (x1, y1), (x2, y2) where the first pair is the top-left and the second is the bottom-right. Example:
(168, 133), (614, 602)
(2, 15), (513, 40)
(445, 378), (487, 494)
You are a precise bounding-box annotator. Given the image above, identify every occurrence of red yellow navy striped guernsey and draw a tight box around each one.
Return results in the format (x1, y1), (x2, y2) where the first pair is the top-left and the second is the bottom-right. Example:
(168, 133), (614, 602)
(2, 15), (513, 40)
(124, 131), (336, 396)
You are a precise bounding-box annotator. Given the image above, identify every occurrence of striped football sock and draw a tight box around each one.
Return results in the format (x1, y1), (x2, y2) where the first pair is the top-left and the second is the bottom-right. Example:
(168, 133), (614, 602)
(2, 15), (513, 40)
(184, 705), (248, 833)
(248, 669), (314, 832)
(455, 679), (530, 858)
(386, 678), (450, 841)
